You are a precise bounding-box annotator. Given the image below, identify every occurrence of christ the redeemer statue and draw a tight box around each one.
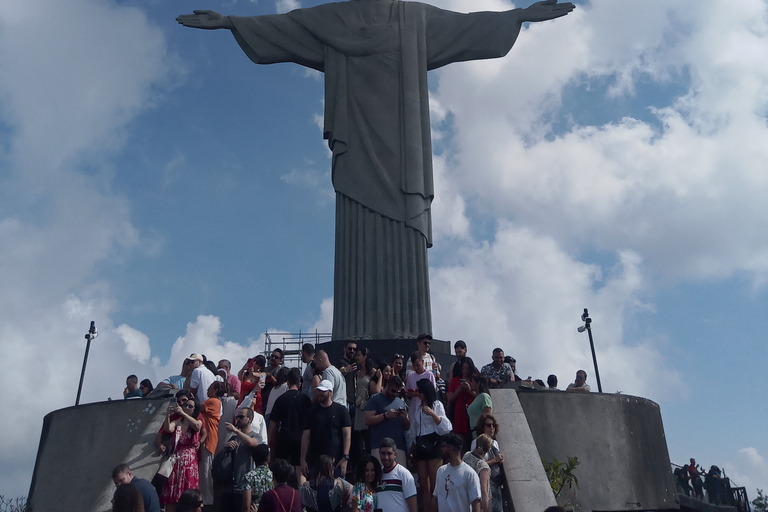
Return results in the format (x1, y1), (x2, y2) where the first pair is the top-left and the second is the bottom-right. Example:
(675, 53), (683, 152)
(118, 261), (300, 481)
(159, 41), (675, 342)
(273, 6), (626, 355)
(178, 0), (574, 341)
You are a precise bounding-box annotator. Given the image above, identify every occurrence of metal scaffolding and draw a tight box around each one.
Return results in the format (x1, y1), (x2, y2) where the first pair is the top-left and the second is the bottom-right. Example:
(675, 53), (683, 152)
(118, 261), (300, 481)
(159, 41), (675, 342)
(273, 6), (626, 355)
(263, 330), (332, 367)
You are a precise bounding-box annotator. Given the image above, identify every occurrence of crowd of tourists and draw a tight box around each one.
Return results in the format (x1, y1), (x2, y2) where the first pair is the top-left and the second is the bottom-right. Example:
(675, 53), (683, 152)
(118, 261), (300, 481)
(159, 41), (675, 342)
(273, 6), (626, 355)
(112, 335), (592, 512)
(674, 458), (731, 505)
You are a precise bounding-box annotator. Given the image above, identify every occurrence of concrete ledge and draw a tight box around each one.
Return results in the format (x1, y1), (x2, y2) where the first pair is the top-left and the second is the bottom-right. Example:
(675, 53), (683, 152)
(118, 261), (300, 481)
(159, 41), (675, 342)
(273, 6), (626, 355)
(28, 398), (168, 512)
(516, 389), (678, 512)
(492, 388), (558, 512)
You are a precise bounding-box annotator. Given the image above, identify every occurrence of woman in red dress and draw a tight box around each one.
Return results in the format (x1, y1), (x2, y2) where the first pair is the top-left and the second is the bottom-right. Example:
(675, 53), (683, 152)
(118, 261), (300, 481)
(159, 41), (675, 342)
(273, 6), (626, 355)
(160, 396), (202, 512)
(446, 357), (477, 454)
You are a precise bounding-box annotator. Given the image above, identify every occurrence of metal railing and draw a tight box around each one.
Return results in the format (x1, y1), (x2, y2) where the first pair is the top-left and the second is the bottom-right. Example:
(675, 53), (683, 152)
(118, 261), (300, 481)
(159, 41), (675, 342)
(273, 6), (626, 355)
(671, 463), (750, 512)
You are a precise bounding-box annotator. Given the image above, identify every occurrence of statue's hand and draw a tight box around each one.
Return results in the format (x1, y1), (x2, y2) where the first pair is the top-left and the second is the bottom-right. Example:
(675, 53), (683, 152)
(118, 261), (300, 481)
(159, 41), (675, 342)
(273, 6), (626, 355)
(519, 0), (575, 23)
(176, 10), (232, 30)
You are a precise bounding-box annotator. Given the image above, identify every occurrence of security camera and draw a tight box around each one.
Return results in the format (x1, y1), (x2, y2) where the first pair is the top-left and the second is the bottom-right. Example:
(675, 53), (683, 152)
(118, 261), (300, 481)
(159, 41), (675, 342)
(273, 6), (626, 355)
(577, 325), (587, 333)
(85, 321), (98, 341)
(581, 308), (589, 322)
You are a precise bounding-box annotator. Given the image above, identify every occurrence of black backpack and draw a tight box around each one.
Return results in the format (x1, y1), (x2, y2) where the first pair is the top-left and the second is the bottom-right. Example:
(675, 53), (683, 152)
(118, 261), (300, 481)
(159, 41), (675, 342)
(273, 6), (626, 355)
(212, 444), (235, 483)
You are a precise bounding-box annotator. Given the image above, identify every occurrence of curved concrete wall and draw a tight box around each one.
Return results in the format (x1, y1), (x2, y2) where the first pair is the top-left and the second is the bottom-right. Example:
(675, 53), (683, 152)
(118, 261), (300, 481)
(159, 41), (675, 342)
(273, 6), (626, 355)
(516, 389), (678, 511)
(28, 398), (168, 512)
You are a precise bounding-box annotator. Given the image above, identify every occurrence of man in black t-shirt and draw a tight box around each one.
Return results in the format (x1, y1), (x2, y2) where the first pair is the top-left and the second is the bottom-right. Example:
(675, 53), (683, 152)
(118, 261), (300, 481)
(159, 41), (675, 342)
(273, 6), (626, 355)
(299, 379), (351, 483)
(269, 368), (312, 467)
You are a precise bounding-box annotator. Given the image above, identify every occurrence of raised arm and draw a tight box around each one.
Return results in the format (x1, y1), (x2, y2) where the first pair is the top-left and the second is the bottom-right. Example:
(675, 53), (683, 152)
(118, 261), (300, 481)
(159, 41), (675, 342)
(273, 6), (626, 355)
(518, 0), (575, 23)
(176, 10), (234, 30)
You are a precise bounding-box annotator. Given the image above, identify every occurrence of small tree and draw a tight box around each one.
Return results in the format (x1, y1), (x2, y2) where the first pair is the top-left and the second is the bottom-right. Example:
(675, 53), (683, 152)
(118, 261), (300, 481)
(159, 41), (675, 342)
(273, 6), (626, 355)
(543, 456), (580, 510)
(753, 489), (768, 512)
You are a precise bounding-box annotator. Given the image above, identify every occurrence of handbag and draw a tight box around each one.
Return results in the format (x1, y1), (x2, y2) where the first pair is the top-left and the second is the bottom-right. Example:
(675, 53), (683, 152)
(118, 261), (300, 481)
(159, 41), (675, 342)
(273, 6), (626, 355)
(156, 454), (176, 478)
(415, 434), (439, 458)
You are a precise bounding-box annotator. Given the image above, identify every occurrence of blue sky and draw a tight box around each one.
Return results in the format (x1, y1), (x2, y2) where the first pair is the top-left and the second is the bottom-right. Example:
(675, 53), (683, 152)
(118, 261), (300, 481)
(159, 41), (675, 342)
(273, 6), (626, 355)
(1, 0), (767, 500)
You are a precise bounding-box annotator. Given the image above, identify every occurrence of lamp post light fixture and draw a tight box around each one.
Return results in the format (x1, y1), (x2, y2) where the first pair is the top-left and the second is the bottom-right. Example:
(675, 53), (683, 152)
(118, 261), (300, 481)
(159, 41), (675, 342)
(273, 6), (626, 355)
(577, 308), (603, 393)
(75, 321), (98, 406)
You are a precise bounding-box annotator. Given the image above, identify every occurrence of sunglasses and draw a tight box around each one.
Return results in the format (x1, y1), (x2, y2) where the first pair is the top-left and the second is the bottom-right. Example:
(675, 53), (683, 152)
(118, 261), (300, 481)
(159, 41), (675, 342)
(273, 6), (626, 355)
(270, 354), (281, 359)
(485, 423), (496, 428)
(182, 402), (195, 409)
(236, 414), (247, 419)
(421, 341), (431, 345)
(393, 354), (404, 359)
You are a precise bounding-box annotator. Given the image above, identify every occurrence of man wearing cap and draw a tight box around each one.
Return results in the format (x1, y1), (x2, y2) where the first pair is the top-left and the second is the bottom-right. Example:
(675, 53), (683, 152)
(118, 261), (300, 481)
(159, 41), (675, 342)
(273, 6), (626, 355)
(314, 349), (347, 407)
(185, 353), (216, 402)
(217, 359), (241, 400)
(406, 334), (438, 377)
(300, 379), (352, 483)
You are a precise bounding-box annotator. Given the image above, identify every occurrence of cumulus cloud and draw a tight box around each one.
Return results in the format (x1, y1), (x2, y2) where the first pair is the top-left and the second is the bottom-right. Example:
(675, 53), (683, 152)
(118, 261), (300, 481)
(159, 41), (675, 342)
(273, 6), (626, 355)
(116, 324), (152, 364)
(0, 0), (180, 497)
(431, 0), (768, 286)
(430, 224), (682, 400)
(724, 447), (768, 498)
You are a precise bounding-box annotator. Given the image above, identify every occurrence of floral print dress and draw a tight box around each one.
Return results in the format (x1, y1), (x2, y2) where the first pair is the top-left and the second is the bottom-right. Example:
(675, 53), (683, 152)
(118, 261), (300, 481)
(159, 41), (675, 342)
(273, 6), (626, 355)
(160, 425), (200, 504)
(348, 482), (377, 512)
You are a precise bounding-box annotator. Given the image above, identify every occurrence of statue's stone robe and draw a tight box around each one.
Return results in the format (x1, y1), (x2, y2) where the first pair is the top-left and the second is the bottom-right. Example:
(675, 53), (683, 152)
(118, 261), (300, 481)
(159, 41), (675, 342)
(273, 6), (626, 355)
(229, 0), (523, 339)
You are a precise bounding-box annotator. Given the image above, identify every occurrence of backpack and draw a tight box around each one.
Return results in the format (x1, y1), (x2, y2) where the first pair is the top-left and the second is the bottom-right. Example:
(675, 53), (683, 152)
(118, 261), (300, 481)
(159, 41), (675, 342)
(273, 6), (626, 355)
(212, 445), (235, 483)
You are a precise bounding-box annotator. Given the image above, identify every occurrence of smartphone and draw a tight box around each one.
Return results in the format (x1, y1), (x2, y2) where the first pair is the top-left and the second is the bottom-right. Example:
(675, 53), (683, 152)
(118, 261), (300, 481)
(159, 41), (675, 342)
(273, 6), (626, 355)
(460, 379), (466, 384)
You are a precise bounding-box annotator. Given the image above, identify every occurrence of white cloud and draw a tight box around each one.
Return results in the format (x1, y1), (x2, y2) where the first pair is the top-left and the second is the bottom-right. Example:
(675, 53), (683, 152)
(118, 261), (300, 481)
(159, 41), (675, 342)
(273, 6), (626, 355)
(276, 0), (301, 14)
(310, 297), (334, 333)
(0, 0), (180, 497)
(724, 447), (768, 498)
(431, 0), (768, 286)
(430, 224), (682, 400)
(116, 324), (152, 364)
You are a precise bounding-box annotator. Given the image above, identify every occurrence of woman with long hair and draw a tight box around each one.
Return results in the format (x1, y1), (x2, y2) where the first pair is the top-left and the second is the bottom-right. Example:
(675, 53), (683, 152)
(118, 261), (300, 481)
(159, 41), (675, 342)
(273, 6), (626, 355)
(463, 434), (492, 512)
(300, 454), (352, 512)
(375, 359), (393, 386)
(160, 397), (202, 512)
(139, 379), (154, 398)
(348, 456), (382, 512)
(446, 357), (477, 452)
(112, 483), (145, 512)
(354, 348), (381, 455)
(472, 414), (505, 512)
(391, 354), (406, 382)
(238, 354), (267, 408)
(467, 374), (492, 438)
(176, 489), (204, 512)
(410, 378), (452, 512)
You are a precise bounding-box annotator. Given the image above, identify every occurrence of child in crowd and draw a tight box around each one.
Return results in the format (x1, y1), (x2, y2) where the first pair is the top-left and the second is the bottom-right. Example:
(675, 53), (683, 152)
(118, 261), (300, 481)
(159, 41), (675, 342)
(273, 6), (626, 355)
(243, 444), (273, 512)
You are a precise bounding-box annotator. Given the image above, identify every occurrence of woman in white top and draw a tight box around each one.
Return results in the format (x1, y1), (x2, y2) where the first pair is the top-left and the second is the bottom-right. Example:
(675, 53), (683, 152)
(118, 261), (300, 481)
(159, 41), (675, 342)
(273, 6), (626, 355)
(410, 378), (452, 512)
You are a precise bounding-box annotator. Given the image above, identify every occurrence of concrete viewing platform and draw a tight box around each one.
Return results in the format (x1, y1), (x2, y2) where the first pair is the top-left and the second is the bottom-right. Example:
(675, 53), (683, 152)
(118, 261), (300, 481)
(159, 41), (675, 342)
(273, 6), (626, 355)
(28, 387), (679, 512)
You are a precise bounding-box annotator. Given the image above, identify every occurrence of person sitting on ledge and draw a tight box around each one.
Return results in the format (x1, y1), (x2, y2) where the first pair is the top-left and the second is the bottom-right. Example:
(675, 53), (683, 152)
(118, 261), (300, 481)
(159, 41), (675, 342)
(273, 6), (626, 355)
(123, 375), (142, 399)
(565, 370), (590, 392)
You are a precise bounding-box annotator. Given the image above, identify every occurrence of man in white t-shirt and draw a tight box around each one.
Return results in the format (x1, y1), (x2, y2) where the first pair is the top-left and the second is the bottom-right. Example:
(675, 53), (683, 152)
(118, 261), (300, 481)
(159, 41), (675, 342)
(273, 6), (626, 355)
(185, 353), (216, 402)
(432, 434), (481, 512)
(377, 438), (417, 512)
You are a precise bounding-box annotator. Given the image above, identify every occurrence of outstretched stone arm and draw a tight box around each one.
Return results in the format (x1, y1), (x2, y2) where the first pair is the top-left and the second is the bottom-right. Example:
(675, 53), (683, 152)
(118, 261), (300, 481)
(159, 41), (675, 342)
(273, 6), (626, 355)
(176, 10), (234, 30)
(518, 0), (575, 23)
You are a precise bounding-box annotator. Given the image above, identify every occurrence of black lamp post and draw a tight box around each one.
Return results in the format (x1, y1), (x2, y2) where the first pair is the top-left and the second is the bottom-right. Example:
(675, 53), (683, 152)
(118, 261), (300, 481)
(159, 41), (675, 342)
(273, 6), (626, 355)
(577, 308), (602, 393)
(75, 321), (98, 406)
